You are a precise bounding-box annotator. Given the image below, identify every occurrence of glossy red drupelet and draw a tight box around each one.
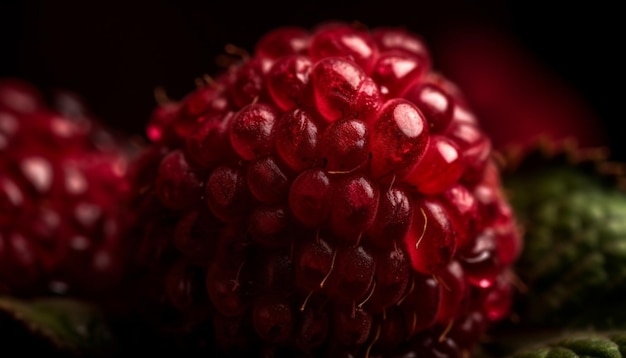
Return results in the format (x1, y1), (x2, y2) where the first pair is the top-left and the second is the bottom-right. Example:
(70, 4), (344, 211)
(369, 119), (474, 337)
(0, 78), (137, 299)
(131, 21), (522, 357)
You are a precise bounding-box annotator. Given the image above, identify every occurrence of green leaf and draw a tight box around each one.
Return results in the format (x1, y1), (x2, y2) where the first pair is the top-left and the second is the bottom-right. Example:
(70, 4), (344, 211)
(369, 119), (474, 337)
(0, 296), (116, 357)
(502, 145), (626, 330)
(510, 332), (626, 358)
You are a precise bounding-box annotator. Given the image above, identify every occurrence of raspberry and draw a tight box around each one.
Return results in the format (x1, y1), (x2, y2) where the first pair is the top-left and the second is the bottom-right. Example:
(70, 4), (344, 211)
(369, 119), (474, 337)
(130, 22), (522, 357)
(0, 78), (137, 300)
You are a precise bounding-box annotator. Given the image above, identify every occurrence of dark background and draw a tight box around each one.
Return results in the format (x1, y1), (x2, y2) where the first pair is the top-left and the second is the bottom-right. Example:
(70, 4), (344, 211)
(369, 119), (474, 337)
(2, 0), (624, 159)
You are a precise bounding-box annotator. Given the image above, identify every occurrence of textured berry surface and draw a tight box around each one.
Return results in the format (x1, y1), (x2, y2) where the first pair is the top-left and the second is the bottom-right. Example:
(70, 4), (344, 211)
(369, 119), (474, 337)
(0, 78), (137, 299)
(130, 21), (522, 357)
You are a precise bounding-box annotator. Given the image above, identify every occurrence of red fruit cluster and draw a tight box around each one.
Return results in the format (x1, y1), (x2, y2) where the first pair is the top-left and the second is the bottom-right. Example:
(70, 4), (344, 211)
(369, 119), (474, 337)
(132, 22), (522, 357)
(0, 78), (136, 298)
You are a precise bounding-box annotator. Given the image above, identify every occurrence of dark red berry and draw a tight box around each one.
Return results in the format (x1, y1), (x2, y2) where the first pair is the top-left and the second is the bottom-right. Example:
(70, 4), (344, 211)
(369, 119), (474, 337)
(325, 244), (375, 304)
(206, 260), (250, 317)
(365, 246), (411, 313)
(252, 249), (295, 295)
(403, 197), (457, 274)
(332, 306), (373, 347)
(230, 103), (279, 160)
(294, 304), (329, 351)
(371, 27), (431, 58)
(371, 307), (409, 351)
(436, 260), (467, 325)
(155, 150), (204, 210)
(403, 81), (455, 134)
(320, 118), (370, 172)
(267, 55), (313, 110)
(398, 273), (441, 336)
(252, 295), (295, 343)
(371, 50), (429, 98)
(126, 22), (522, 357)
(310, 57), (381, 122)
(367, 185), (413, 249)
(173, 209), (221, 261)
(274, 108), (322, 171)
(246, 155), (290, 204)
(254, 26), (310, 72)
(248, 204), (291, 248)
(294, 234), (335, 292)
(329, 175), (379, 243)
(205, 165), (250, 222)
(288, 168), (331, 228)
(369, 98), (429, 180)
(309, 23), (379, 72)
(405, 134), (466, 195)
(184, 112), (236, 169)
(226, 60), (267, 108)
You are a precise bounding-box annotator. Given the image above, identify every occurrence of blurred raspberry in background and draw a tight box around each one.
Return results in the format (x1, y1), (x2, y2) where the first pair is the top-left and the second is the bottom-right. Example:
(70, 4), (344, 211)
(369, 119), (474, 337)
(1, 0), (623, 157)
(434, 25), (609, 151)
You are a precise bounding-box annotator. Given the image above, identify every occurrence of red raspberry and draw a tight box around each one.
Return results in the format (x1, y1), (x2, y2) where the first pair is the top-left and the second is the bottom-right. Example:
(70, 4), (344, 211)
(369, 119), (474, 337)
(131, 22), (522, 357)
(0, 78), (137, 300)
